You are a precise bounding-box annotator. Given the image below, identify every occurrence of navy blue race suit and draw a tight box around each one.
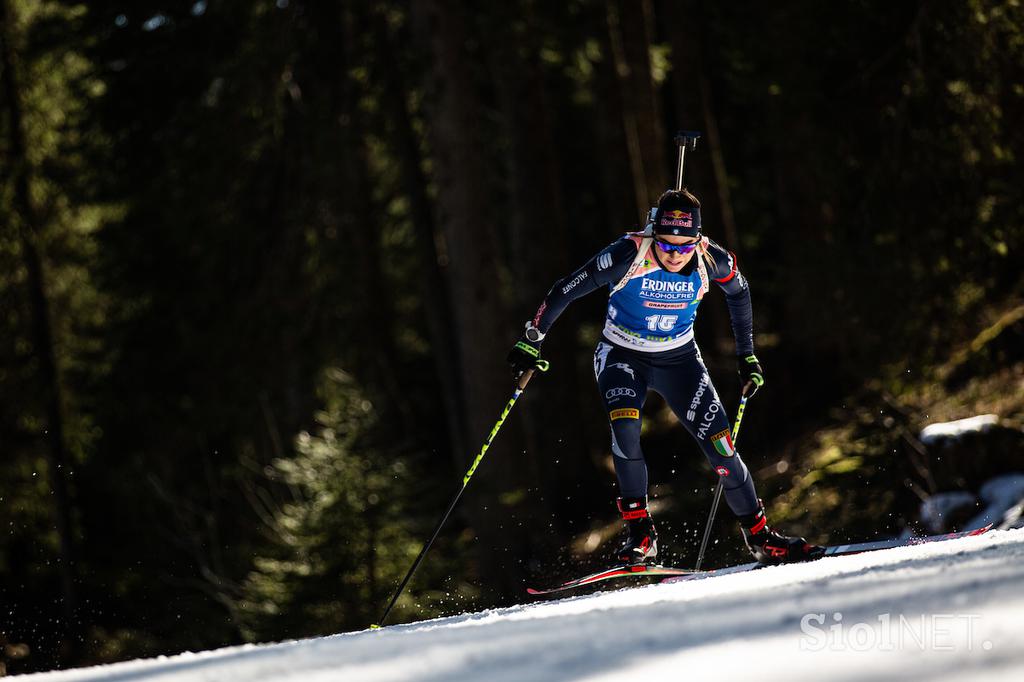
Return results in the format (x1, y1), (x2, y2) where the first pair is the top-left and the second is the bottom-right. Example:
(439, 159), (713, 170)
(532, 234), (760, 516)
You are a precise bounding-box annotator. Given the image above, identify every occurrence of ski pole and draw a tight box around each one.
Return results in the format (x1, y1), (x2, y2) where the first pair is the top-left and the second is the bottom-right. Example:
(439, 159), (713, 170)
(371, 361), (550, 629)
(694, 393), (748, 571)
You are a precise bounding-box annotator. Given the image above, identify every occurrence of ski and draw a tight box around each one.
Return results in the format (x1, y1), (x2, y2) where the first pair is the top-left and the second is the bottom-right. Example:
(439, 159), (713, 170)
(823, 523), (992, 555)
(526, 563), (695, 596)
(658, 559), (762, 583)
(528, 525), (993, 595)
(660, 524), (994, 584)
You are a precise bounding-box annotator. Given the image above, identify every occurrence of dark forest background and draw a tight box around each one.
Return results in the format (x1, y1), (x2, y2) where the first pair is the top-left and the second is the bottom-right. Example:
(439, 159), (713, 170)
(2, 0), (1023, 674)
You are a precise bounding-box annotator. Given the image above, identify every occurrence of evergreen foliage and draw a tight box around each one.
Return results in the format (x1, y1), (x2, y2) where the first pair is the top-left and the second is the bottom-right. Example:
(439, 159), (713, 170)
(1, 0), (1022, 673)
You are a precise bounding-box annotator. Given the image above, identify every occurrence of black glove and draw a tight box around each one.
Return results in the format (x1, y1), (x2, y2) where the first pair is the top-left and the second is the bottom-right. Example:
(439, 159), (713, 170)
(507, 323), (546, 382)
(737, 353), (765, 397)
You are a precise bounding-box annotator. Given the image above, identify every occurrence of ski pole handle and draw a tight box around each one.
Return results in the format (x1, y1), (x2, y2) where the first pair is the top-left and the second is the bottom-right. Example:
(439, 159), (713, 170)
(517, 359), (550, 390)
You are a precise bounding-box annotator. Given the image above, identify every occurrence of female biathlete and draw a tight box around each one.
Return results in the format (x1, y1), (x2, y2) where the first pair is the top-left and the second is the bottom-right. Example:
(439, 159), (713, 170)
(507, 189), (823, 566)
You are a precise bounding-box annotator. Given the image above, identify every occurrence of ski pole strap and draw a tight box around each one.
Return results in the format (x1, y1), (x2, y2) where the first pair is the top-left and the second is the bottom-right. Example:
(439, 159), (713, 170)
(516, 339), (548, 376)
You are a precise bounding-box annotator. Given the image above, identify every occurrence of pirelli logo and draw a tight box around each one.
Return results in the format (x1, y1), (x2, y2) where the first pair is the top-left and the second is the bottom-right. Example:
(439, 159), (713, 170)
(610, 408), (640, 421)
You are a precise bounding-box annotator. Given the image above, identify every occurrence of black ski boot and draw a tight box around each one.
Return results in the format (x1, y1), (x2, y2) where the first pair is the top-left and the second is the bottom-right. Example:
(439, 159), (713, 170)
(740, 500), (824, 565)
(614, 496), (658, 565)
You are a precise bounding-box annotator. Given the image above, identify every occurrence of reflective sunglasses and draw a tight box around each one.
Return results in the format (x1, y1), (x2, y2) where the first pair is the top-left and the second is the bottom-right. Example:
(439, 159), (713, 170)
(655, 238), (700, 255)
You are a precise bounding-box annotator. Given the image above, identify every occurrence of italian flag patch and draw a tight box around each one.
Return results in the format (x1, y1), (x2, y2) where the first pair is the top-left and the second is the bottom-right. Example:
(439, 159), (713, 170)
(711, 429), (735, 457)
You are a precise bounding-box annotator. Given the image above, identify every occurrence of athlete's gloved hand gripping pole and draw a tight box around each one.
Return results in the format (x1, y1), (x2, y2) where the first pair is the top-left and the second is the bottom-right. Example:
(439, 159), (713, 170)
(737, 354), (764, 397)
(372, 333), (549, 629)
(507, 322), (548, 383)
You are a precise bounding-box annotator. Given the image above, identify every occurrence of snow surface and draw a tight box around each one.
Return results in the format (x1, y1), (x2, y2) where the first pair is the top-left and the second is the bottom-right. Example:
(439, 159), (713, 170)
(24, 529), (1024, 682)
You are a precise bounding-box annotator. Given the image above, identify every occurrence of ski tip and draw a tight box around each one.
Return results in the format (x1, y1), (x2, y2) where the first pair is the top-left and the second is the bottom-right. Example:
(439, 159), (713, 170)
(526, 588), (543, 596)
(369, 624), (382, 630)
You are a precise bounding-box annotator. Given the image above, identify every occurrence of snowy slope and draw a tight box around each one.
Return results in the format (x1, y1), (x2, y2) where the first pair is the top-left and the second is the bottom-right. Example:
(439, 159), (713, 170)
(24, 529), (1024, 682)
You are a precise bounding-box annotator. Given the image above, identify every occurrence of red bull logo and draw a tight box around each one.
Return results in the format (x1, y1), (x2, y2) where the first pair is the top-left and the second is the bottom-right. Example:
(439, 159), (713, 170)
(660, 209), (693, 227)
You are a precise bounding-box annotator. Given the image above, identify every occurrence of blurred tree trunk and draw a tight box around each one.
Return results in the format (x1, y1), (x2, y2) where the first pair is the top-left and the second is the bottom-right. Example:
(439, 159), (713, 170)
(0, 0), (78, 644)
(411, 0), (534, 597)
(607, 0), (667, 210)
(371, 7), (465, 461)
(485, 6), (568, 306)
(698, 76), (739, 249)
(335, 7), (416, 431)
(593, 22), (640, 232)
(660, 0), (740, 247)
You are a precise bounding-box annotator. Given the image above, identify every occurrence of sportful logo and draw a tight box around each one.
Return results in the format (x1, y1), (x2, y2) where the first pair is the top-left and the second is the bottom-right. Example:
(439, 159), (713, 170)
(686, 372), (710, 422)
(561, 271), (588, 295)
(605, 387), (637, 400)
(610, 408), (640, 421)
(711, 429), (735, 457)
(597, 253), (613, 271)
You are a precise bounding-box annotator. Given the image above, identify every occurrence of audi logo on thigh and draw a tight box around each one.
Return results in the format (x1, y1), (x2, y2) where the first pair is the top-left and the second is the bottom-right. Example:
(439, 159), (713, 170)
(605, 387), (638, 400)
